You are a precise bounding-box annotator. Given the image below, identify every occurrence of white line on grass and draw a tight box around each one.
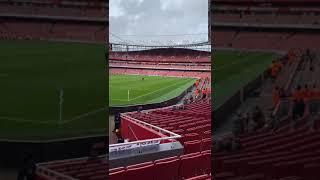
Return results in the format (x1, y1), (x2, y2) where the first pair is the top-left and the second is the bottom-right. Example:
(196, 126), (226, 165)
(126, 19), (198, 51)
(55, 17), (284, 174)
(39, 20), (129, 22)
(129, 80), (190, 101)
(62, 107), (107, 124)
(112, 80), (190, 102)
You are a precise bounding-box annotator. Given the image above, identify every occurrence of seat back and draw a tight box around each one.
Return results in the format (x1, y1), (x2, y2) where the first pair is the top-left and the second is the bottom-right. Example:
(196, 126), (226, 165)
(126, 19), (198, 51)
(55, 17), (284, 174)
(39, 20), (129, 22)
(126, 162), (154, 180)
(179, 153), (202, 179)
(109, 170), (126, 180)
(200, 151), (211, 174)
(185, 174), (211, 180)
(154, 158), (180, 180)
(184, 140), (201, 154)
(201, 138), (211, 151)
(184, 133), (200, 142)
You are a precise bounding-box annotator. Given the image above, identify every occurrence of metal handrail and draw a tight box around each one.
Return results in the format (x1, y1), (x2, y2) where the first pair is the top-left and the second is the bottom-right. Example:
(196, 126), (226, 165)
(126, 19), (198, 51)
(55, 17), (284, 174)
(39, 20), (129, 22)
(109, 114), (181, 150)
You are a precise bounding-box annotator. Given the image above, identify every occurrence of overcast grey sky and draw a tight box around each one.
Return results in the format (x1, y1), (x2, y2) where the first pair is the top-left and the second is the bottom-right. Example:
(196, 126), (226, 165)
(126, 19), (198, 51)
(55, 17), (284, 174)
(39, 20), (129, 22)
(109, 0), (208, 45)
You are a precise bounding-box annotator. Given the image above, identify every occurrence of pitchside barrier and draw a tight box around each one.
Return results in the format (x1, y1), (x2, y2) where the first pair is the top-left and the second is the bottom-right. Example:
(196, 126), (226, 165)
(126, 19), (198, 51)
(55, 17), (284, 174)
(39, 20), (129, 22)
(109, 114), (183, 168)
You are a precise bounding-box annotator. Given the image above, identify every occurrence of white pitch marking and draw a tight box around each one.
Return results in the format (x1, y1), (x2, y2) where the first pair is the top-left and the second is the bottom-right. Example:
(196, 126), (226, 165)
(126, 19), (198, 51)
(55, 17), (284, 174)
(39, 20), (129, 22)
(62, 107), (107, 124)
(130, 80), (191, 101)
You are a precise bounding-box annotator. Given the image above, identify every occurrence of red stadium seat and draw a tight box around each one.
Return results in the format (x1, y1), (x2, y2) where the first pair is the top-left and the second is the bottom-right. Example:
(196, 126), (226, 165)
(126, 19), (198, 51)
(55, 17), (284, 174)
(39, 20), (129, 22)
(184, 133), (200, 142)
(109, 167), (125, 173)
(126, 162), (154, 180)
(154, 157), (180, 180)
(302, 163), (320, 180)
(109, 170), (126, 180)
(179, 153), (202, 179)
(184, 140), (201, 154)
(203, 130), (211, 139)
(201, 138), (211, 151)
(185, 174), (211, 180)
(200, 151), (211, 174)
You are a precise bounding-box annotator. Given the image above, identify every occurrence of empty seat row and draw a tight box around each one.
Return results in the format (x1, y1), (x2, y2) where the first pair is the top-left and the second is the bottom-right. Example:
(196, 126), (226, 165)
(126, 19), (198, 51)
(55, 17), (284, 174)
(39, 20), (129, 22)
(109, 150), (211, 180)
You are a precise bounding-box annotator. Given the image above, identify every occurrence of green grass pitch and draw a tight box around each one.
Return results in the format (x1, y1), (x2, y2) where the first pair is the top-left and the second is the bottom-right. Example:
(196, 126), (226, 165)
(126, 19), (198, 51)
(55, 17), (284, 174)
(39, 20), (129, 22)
(213, 50), (279, 110)
(109, 75), (196, 106)
(0, 40), (107, 140)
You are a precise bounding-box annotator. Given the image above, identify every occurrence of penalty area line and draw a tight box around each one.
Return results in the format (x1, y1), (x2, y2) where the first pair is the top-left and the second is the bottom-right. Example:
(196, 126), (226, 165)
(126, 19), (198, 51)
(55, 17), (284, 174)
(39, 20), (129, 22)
(62, 107), (108, 124)
(128, 80), (188, 101)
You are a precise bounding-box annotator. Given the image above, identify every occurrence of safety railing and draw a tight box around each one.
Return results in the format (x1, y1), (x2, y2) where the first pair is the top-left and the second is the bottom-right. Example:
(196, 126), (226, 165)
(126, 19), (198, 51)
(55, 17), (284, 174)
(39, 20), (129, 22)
(109, 114), (182, 153)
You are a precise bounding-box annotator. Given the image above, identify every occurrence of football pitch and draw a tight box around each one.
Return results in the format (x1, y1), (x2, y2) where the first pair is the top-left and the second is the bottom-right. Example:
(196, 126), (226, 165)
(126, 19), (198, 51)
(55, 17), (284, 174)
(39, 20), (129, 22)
(0, 40), (107, 140)
(109, 75), (196, 106)
(214, 50), (279, 110)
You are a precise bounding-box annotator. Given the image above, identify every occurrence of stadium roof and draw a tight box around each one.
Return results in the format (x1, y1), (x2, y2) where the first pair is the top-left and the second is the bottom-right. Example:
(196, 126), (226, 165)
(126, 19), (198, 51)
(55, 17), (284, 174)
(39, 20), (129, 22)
(110, 33), (208, 46)
(109, 0), (208, 46)
(110, 41), (211, 52)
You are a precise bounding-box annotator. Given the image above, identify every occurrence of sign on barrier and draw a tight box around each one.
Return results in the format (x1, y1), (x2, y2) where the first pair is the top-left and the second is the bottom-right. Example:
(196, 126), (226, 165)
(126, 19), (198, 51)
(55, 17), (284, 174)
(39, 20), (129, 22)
(109, 114), (181, 153)
(109, 140), (160, 152)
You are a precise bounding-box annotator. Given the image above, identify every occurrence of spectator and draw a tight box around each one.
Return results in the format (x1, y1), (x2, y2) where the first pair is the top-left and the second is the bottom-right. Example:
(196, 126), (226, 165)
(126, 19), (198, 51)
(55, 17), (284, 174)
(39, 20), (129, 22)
(243, 112), (250, 133)
(302, 84), (310, 102)
(266, 114), (279, 131)
(183, 98), (188, 105)
(113, 113), (121, 132)
(252, 106), (265, 130)
(232, 112), (244, 136)
(272, 86), (280, 109)
(270, 61), (280, 81)
(248, 117), (257, 133)
(279, 87), (286, 98)
(309, 84), (318, 114)
(17, 153), (36, 180)
(194, 80), (199, 87)
(117, 136), (124, 143)
(292, 85), (305, 120)
(306, 49), (312, 62)
(202, 88), (207, 99)
(190, 96), (194, 103)
(195, 88), (200, 98)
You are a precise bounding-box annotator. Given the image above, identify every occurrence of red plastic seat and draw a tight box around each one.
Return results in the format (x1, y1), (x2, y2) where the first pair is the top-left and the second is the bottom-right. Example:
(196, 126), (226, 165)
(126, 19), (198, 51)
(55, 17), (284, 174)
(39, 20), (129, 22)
(154, 157), (180, 180)
(184, 133), (200, 142)
(185, 174), (211, 180)
(200, 151), (211, 174)
(201, 138), (211, 151)
(184, 140), (201, 154)
(109, 170), (126, 180)
(109, 167), (125, 173)
(203, 130), (211, 139)
(126, 162), (154, 180)
(303, 163), (320, 180)
(179, 153), (202, 179)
